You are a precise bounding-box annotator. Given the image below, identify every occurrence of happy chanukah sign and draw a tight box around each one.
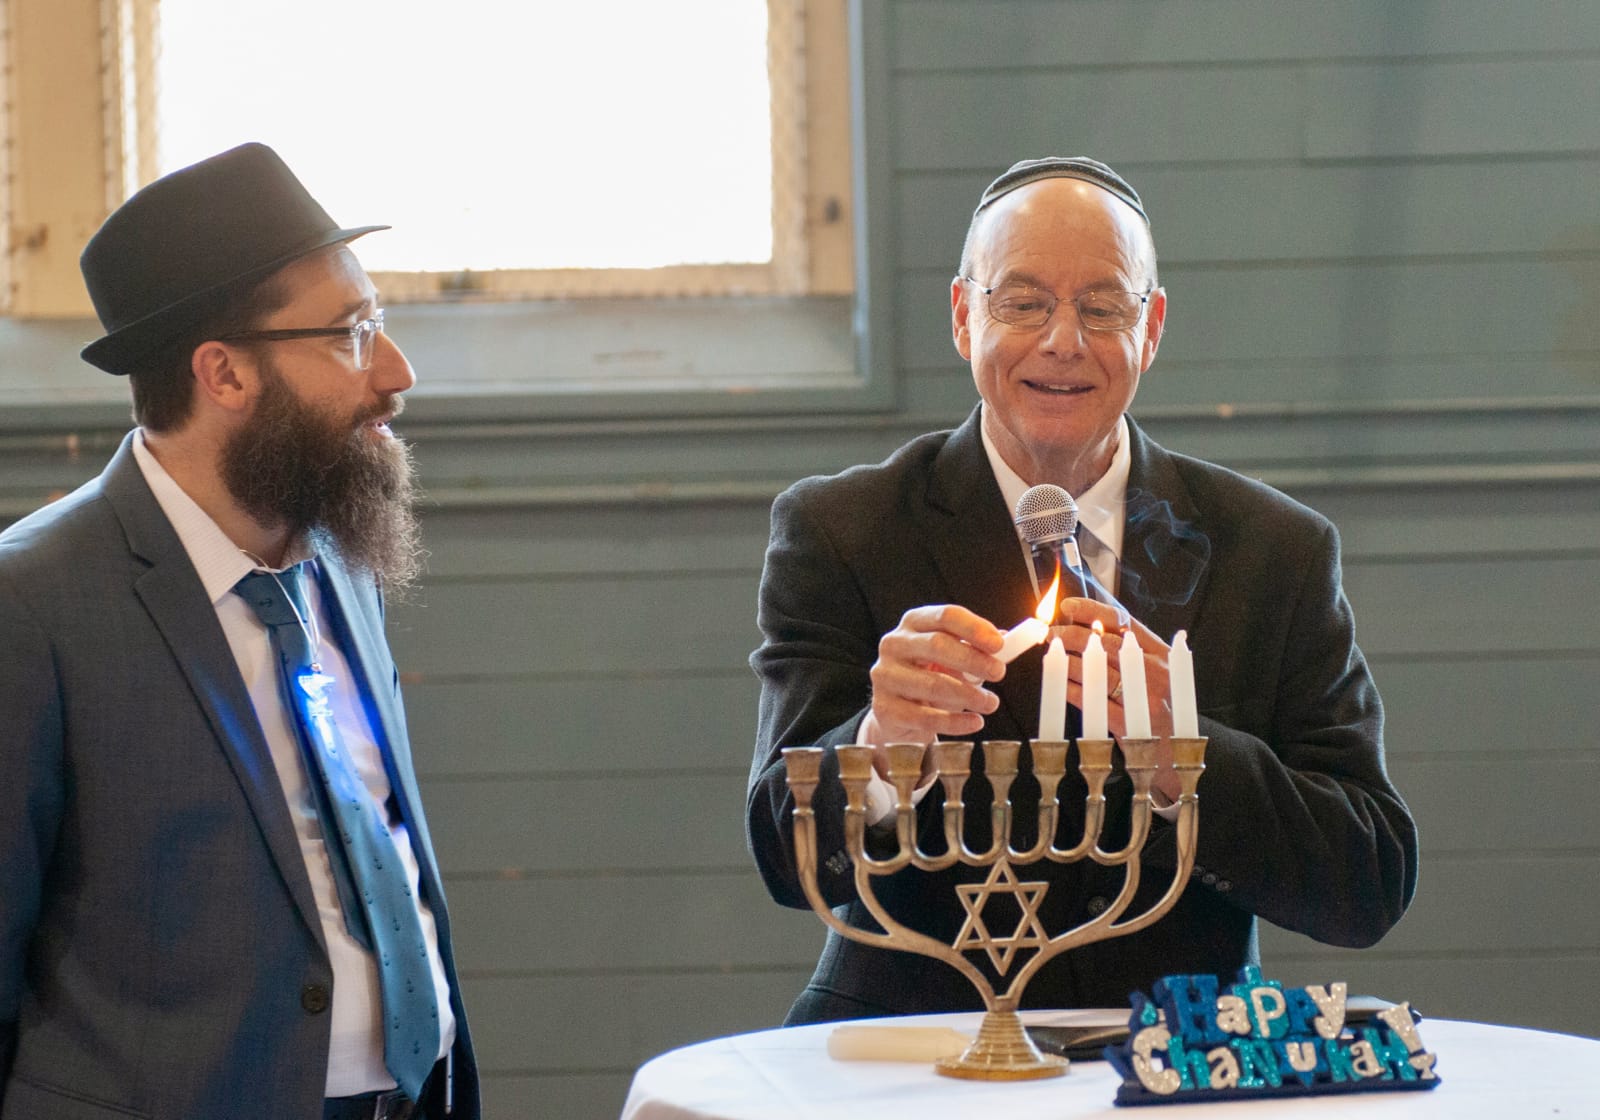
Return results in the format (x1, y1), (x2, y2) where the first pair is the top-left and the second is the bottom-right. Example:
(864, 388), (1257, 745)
(1106, 967), (1440, 1106)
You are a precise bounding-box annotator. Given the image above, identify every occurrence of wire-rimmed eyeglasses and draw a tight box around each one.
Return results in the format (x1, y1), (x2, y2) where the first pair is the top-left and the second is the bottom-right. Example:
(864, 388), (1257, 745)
(221, 309), (386, 370)
(961, 278), (1150, 332)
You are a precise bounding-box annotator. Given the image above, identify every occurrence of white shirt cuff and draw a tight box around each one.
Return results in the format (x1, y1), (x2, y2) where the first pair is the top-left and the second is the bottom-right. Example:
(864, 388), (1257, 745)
(1151, 790), (1181, 821)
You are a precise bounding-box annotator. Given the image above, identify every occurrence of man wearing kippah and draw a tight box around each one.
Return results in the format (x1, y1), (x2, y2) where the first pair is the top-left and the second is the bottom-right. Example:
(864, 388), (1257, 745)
(0, 145), (478, 1118)
(747, 157), (1419, 1023)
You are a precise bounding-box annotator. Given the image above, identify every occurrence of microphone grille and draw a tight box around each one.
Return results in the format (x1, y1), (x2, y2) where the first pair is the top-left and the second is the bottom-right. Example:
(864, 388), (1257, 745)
(1013, 484), (1078, 546)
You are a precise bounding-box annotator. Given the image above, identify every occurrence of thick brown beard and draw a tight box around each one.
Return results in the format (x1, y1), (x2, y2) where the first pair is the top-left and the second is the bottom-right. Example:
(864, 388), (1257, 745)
(222, 360), (423, 593)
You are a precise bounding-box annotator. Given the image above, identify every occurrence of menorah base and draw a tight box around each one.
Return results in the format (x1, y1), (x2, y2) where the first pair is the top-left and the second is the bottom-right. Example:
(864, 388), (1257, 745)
(934, 1009), (1069, 1080)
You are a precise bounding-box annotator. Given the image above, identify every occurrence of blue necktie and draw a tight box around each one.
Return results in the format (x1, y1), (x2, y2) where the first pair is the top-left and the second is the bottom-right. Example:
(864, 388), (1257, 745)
(236, 564), (440, 1100)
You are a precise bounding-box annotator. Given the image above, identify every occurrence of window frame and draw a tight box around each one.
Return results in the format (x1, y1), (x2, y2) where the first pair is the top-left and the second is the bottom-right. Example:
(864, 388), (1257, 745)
(0, 0), (894, 428)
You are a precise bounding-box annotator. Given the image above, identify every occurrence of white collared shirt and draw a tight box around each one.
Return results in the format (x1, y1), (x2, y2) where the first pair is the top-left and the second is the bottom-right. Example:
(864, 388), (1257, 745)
(131, 431), (454, 1097)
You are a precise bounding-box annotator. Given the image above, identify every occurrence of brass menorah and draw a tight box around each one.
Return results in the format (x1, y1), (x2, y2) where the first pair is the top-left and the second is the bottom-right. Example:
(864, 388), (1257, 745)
(783, 734), (1206, 1080)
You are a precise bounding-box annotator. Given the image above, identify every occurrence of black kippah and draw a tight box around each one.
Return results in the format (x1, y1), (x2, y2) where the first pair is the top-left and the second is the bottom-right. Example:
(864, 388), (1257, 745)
(974, 156), (1149, 226)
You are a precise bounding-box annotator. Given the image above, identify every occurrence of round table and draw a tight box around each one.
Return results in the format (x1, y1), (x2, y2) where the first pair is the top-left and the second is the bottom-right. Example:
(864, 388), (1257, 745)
(621, 1010), (1598, 1119)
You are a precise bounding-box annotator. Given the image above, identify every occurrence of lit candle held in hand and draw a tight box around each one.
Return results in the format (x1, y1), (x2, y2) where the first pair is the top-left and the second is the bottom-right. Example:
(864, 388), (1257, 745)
(1039, 637), (1068, 741)
(1170, 630), (1199, 738)
(997, 571), (1060, 663)
(1082, 621), (1108, 740)
(1118, 628), (1152, 739)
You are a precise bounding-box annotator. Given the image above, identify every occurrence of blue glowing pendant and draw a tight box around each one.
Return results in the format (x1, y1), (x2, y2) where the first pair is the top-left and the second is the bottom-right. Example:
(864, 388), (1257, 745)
(296, 668), (339, 749)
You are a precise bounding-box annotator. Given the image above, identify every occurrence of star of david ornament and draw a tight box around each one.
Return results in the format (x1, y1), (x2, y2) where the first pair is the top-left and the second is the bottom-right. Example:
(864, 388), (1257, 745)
(953, 860), (1051, 975)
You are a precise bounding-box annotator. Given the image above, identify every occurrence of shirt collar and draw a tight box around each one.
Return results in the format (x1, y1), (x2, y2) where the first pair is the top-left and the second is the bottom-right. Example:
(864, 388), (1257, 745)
(131, 429), (316, 603)
(979, 409), (1130, 562)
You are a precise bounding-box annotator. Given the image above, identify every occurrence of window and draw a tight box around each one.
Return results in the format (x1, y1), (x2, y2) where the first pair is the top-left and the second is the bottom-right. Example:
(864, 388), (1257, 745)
(2, 0), (852, 314)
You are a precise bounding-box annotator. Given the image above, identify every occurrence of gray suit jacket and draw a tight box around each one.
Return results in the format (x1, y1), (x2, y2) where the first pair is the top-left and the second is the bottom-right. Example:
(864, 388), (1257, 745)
(747, 409), (1418, 1022)
(0, 433), (479, 1118)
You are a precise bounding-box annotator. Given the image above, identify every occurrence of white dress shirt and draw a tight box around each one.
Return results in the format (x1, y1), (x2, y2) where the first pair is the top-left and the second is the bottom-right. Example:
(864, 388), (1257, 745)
(131, 431), (454, 1096)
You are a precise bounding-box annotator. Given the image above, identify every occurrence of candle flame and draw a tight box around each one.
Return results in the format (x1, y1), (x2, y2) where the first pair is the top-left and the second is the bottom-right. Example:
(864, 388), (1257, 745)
(1034, 571), (1061, 624)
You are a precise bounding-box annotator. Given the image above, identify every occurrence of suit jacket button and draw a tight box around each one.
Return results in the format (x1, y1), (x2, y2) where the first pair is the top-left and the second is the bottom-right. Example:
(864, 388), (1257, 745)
(1201, 872), (1219, 886)
(301, 984), (330, 1014)
(1086, 895), (1109, 916)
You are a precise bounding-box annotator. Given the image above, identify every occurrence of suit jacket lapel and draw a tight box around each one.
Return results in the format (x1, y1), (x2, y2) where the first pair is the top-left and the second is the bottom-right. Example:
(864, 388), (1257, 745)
(314, 560), (447, 904)
(1120, 417), (1213, 645)
(100, 435), (325, 945)
(921, 408), (1042, 740)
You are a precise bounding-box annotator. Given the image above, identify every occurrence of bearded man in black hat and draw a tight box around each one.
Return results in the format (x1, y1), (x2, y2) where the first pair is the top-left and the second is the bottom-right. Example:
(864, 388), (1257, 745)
(0, 144), (478, 1119)
(746, 158), (1419, 1024)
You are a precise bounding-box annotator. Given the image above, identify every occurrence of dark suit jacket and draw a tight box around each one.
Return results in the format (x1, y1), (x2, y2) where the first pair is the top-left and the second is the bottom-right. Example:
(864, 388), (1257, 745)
(747, 409), (1418, 1023)
(0, 433), (479, 1118)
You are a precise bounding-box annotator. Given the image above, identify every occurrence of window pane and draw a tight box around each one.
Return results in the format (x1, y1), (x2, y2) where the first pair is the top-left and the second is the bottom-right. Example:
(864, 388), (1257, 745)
(155, 0), (774, 273)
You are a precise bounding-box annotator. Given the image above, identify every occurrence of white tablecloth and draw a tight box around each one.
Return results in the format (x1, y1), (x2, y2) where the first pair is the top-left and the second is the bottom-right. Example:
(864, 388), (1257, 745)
(621, 1010), (1598, 1120)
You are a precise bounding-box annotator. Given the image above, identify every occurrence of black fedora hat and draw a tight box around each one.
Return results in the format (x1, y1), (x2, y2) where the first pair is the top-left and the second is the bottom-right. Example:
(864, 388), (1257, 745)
(79, 142), (388, 375)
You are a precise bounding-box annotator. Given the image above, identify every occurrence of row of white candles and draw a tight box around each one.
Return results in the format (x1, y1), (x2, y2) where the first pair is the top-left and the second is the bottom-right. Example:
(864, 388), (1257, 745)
(997, 612), (1199, 742)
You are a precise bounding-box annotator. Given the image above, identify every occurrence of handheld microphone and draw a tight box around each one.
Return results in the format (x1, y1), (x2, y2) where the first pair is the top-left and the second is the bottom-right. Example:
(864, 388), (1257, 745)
(1013, 484), (1089, 601)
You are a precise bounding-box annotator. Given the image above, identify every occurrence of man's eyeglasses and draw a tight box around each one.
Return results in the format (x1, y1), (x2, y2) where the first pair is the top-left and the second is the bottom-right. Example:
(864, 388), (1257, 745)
(962, 279), (1150, 332)
(221, 309), (386, 370)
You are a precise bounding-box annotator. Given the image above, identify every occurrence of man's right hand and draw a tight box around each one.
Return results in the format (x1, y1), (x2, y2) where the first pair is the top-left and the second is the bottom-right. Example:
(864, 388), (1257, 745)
(859, 605), (1005, 763)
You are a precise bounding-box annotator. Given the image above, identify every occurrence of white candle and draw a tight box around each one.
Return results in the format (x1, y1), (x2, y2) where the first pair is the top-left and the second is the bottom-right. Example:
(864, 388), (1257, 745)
(1118, 628), (1152, 739)
(1039, 637), (1068, 741)
(1170, 629), (1199, 738)
(1082, 622), (1108, 740)
(996, 616), (1049, 663)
